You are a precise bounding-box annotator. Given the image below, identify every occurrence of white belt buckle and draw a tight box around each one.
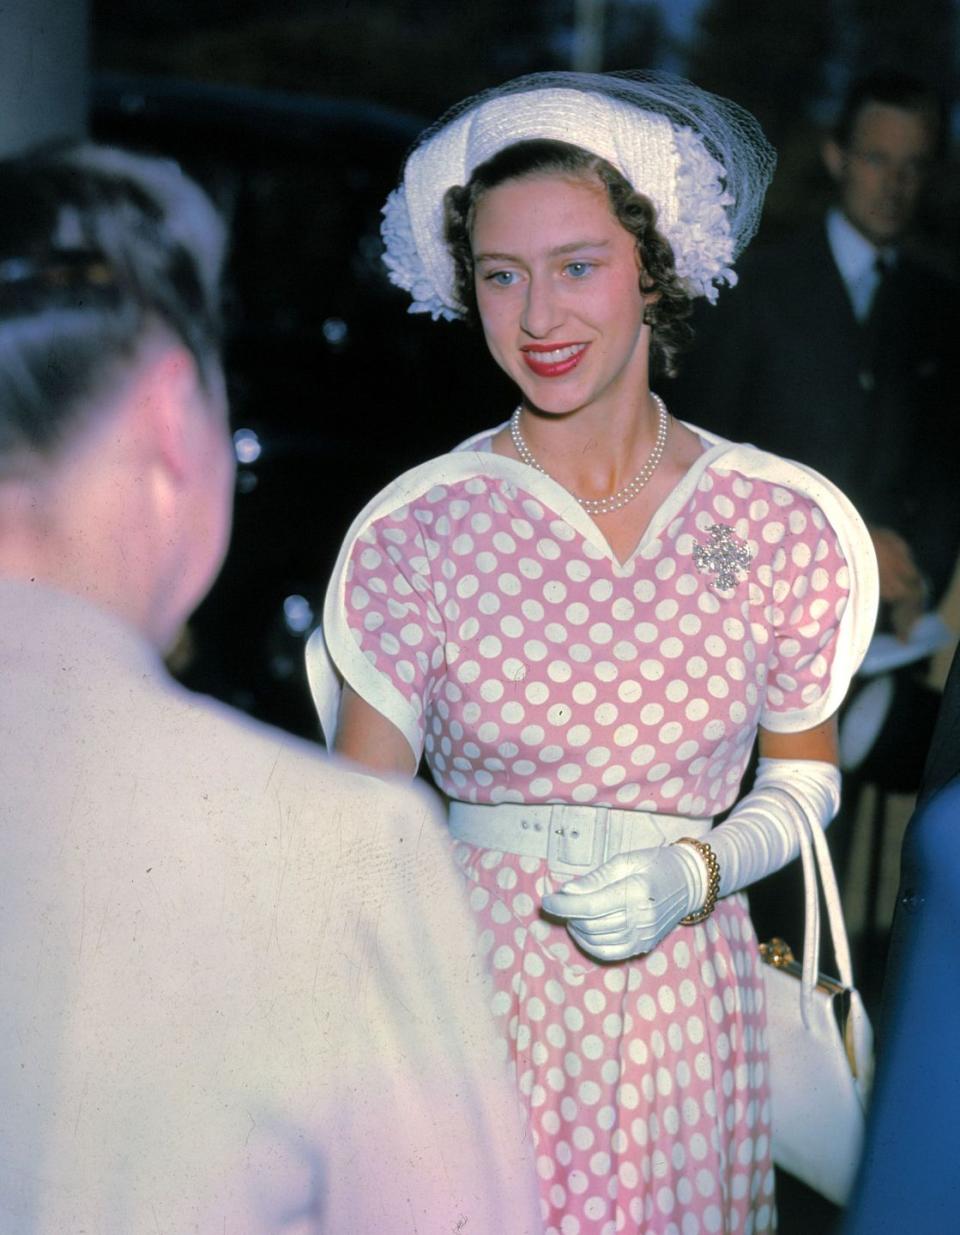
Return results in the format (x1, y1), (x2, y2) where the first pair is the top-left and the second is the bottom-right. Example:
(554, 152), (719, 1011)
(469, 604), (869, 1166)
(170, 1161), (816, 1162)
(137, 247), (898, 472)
(547, 804), (610, 869)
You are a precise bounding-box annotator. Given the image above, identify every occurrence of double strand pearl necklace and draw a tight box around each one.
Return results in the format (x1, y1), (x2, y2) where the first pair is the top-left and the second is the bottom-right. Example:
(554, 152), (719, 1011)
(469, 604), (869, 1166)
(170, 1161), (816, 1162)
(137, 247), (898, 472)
(509, 393), (670, 516)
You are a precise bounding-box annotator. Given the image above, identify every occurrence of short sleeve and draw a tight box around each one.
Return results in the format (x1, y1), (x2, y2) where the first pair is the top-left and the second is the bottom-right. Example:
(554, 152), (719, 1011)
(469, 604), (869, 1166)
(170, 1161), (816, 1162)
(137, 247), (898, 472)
(759, 495), (853, 731)
(322, 499), (446, 763)
(720, 445), (879, 734)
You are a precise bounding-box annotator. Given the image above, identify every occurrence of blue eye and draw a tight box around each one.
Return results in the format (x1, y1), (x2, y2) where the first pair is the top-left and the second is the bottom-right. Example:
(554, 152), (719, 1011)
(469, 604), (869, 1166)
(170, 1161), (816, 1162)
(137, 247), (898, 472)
(486, 270), (518, 286)
(564, 261), (593, 279)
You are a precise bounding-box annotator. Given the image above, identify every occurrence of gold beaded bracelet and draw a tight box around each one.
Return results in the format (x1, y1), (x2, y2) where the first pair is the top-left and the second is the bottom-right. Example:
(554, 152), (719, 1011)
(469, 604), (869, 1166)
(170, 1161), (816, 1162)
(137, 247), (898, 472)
(673, 837), (721, 925)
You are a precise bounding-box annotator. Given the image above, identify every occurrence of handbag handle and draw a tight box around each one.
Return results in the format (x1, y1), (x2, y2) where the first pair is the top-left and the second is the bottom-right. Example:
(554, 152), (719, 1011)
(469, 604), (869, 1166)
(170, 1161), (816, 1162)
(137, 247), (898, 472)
(787, 789), (855, 1024)
(775, 784), (872, 1095)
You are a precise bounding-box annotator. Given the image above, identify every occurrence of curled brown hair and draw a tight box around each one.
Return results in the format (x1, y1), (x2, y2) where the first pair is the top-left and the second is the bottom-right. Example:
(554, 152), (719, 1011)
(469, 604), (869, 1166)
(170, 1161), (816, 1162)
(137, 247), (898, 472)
(443, 139), (693, 378)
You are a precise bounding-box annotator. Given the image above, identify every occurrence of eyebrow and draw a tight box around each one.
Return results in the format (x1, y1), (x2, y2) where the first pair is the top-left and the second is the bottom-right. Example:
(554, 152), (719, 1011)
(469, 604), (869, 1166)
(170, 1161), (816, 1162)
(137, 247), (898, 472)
(474, 239), (612, 264)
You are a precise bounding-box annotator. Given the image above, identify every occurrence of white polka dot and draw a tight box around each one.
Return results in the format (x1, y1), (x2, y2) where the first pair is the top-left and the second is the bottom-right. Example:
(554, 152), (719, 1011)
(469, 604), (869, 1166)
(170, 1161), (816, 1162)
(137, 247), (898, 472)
(492, 945), (514, 970)
(566, 602), (589, 625)
(480, 678), (504, 702)
(478, 634), (502, 659)
(578, 1081), (602, 1106)
(525, 680), (549, 704)
(588, 622), (613, 646)
(707, 675), (729, 699)
(617, 679), (642, 704)
(547, 660), (572, 684)
(666, 679), (689, 703)
(580, 1033), (604, 1061)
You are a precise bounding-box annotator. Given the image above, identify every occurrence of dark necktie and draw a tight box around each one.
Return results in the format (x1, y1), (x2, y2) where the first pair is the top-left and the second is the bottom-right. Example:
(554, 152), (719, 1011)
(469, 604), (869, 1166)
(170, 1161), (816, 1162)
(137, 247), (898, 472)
(860, 251), (894, 391)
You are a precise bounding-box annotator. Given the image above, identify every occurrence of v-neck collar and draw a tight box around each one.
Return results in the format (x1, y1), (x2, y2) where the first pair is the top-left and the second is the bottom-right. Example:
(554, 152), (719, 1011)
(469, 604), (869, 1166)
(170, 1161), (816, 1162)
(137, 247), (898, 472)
(456, 421), (734, 572)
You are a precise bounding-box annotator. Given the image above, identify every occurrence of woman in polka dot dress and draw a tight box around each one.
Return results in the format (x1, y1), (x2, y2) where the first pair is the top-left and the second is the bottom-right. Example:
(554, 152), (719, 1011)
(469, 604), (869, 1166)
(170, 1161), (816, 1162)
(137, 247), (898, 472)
(308, 73), (878, 1235)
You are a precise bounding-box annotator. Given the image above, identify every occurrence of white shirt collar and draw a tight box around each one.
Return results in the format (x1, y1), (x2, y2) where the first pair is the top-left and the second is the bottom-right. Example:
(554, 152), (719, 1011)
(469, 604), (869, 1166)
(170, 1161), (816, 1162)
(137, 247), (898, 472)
(825, 208), (897, 320)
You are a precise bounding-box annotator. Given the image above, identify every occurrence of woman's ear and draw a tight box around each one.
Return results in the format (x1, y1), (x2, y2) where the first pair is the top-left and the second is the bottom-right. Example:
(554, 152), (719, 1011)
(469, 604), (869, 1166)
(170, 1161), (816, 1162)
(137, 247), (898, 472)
(635, 247), (661, 307)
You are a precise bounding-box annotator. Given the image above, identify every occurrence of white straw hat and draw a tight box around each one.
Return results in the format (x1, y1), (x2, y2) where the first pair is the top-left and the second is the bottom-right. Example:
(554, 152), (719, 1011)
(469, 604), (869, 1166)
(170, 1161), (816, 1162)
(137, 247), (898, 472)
(381, 70), (776, 320)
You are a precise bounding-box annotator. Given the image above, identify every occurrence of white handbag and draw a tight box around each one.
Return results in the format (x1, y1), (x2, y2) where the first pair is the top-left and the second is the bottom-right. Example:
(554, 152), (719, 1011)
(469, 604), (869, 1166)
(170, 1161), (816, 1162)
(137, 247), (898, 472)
(759, 803), (874, 1207)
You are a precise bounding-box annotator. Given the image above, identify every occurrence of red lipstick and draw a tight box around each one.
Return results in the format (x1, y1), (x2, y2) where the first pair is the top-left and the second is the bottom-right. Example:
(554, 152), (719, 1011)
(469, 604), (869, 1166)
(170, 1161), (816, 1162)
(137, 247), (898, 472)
(521, 342), (588, 378)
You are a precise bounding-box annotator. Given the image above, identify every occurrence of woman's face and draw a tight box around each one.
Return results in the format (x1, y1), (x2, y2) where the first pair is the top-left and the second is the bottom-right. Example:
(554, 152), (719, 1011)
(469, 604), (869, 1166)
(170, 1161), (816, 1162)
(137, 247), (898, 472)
(471, 172), (652, 417)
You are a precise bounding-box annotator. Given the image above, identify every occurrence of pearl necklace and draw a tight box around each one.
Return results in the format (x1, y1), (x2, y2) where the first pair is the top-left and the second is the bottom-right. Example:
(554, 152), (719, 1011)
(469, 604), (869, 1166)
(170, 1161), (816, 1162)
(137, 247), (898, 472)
(509, 394), (670, 516)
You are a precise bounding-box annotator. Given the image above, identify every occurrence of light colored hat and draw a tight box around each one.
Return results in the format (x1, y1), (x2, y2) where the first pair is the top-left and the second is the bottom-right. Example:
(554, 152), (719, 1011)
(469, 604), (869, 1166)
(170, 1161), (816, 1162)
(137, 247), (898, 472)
(381, 71), (776, 320)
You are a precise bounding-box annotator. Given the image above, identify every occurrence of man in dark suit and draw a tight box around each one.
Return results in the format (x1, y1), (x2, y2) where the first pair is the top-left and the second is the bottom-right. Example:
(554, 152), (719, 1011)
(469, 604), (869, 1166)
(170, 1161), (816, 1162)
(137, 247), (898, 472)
(670, 70), (960, 629)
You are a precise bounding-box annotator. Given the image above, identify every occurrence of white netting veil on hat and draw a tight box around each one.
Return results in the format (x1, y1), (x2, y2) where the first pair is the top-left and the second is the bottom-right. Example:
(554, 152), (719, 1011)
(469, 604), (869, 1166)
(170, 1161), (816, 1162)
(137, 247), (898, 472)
(381, 70), (776, 320)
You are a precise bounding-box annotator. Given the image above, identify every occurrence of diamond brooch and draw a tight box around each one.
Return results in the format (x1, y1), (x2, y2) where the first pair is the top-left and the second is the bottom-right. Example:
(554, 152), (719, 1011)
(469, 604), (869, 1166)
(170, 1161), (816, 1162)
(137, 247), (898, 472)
(693, 523), (753, 591)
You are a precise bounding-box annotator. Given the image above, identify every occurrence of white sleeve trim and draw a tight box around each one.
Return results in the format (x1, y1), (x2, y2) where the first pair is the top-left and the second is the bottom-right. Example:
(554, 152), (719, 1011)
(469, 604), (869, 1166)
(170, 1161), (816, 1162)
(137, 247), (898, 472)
(711, 442), (880, 732)
(316, 450), (517, 764)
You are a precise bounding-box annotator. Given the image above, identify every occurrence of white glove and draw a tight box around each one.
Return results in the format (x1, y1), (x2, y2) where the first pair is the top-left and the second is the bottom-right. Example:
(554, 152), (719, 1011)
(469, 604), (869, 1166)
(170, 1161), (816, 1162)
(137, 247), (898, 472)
(540, 842), (706, 961)
(709, 757), (841, 899)
(541, 758), (840, 962)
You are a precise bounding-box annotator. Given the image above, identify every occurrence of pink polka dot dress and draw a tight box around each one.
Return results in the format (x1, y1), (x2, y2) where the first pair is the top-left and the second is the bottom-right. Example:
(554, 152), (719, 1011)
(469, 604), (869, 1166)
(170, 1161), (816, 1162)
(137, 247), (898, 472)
(316, 423), (875, 1235)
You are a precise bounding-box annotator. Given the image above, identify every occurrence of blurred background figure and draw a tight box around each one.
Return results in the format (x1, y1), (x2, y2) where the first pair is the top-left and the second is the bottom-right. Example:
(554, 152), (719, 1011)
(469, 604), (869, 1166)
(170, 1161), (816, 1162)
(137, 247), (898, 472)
(0, 144), (539, 1233)
(669, 69), (960, 633)
(666, 66), (960, 994)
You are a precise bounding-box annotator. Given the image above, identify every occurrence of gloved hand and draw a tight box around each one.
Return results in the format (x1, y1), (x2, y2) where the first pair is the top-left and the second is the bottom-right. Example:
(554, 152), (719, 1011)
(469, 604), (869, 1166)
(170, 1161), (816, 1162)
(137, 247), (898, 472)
(541, 842), (707, 961)
(542, 758), (841, 962)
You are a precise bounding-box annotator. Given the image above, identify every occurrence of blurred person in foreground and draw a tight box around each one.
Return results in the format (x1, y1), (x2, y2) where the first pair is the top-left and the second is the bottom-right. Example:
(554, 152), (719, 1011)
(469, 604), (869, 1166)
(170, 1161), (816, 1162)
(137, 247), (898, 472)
(0, 145), (539, 1234)
(842, 644), (960, 1233)
(670, 69), (960, 638)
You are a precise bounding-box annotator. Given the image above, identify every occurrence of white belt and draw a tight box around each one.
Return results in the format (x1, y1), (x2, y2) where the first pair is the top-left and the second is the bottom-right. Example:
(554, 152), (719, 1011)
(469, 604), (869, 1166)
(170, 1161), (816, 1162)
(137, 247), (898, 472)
(448, 800), (712, 876)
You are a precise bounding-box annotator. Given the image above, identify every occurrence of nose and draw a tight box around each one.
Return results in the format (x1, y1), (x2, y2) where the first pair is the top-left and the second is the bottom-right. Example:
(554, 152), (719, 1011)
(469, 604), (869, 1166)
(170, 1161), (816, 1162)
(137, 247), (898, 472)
(520, 274), (563, 338)
(882, 158), (921, 197)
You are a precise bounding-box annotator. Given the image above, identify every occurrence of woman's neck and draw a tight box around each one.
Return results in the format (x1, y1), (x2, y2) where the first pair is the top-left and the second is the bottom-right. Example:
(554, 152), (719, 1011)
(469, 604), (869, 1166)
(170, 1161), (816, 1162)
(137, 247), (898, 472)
(516, 390), (665, 499)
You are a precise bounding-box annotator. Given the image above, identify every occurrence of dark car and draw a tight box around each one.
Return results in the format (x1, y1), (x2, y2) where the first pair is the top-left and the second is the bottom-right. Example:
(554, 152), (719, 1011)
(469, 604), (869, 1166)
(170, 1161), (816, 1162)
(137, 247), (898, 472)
(93, 72), (512, 738)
